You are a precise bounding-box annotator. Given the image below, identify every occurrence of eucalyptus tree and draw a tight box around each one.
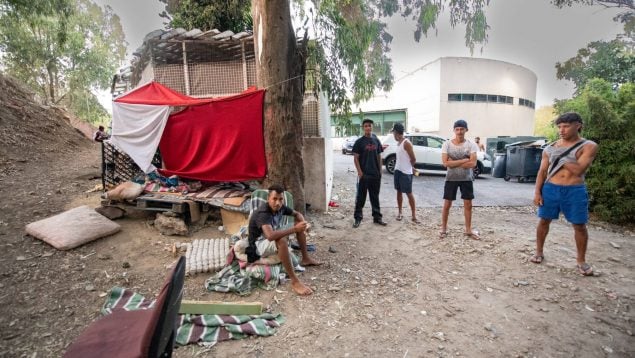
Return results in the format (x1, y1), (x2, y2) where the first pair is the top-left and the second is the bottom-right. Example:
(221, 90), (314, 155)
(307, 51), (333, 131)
(162, 0), (491, 210)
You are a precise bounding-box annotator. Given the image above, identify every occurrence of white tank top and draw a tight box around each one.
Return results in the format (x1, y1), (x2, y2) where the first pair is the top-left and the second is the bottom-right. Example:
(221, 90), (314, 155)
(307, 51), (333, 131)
(395, 138), (413, 175)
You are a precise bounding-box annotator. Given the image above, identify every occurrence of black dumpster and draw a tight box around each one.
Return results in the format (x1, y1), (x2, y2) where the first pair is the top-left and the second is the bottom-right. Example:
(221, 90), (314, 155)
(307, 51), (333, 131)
(492, 153), (507, 178)
(504, 146), (543, 182)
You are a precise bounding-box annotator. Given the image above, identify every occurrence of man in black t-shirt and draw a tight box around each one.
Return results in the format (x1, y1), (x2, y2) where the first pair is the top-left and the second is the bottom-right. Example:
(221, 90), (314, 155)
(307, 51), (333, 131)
(352, 118), (387, 228)
(245, 184), (320, 296)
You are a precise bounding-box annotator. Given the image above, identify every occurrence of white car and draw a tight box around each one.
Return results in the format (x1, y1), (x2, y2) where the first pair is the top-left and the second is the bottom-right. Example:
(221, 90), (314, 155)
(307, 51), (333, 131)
(381, 133), (492, 178)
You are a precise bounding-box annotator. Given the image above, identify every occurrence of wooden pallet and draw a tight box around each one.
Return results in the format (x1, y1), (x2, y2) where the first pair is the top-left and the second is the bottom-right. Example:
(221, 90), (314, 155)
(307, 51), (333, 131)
(136, 194), (188, 213)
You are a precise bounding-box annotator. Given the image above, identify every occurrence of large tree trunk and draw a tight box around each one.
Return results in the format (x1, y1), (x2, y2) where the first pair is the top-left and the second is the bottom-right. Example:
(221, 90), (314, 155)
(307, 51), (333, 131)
(251, 0), (306, 212)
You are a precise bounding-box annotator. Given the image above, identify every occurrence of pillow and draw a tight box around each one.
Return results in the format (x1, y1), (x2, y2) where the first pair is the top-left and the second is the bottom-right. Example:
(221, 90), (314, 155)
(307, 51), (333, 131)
(25, 205), (121, 250)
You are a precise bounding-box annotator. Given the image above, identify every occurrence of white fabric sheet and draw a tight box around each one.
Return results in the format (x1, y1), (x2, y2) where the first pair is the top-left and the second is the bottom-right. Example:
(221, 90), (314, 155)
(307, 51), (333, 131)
(110, 103), (171, 173)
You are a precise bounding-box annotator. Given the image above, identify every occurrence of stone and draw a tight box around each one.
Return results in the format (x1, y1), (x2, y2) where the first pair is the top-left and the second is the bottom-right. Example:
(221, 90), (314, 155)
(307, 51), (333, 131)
(609, 242), (621, 249)
(154, 212), (188, 236)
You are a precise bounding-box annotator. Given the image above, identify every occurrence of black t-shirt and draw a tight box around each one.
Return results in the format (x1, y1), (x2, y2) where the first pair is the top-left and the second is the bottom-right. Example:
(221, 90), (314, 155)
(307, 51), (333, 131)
(352, 134), (383, 178)
(248, 202), (294, 242)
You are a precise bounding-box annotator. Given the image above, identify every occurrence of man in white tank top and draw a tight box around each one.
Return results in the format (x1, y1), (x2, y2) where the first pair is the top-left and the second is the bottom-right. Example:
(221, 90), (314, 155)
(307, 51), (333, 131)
(390, 123), (418, 223)
(531, 112), (598, 276)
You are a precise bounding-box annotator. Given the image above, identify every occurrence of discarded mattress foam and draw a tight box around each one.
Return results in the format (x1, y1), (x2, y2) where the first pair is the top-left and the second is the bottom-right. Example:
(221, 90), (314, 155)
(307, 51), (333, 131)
(25, 205), (121, 250)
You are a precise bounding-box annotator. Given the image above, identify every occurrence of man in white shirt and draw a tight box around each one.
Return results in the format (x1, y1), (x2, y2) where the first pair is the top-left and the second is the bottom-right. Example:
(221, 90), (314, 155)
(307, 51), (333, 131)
(391, 123), (419, 223)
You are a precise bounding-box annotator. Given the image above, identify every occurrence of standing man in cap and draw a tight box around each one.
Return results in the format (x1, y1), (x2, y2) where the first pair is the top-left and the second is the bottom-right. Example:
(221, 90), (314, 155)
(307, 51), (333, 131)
(531, 112), (598, 276)
(440, 119), (480, 239)
(391, 123), (419, 223)
(352, 118), (387, 228)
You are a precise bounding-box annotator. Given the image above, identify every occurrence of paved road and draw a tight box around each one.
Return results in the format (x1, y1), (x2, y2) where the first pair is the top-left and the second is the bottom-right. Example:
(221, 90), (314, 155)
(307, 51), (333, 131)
(333, 151), (536, 207)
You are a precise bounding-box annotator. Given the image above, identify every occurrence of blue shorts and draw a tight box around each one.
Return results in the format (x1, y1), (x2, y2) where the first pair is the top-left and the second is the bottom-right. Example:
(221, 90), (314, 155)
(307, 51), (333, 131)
(394, 170), (413, 194)
(538, 182), (588, 224)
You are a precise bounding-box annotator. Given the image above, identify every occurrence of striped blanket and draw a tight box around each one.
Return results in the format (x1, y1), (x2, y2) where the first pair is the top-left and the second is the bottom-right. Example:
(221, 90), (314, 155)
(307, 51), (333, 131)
(102, 286), (284, 347)
(205, 247), (297, 296)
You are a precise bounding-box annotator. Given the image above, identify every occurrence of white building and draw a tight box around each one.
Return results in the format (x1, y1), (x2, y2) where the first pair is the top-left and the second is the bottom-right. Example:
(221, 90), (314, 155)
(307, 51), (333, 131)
(356, 57), (537, 140)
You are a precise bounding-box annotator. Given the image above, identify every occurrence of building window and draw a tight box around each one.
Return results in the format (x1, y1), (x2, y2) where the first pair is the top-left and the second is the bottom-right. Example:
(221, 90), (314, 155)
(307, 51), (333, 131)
(462, 93), (475, 101)
(519, 98), (535, 108)
(448, 93), (515, 105)
(448, 93), (461, 101)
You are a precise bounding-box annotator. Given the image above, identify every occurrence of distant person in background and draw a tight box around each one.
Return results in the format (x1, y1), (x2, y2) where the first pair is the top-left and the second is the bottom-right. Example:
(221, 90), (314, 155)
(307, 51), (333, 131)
(474, 137), (485, 152)
(390, 123), (419, 223)
(440, 119), (480, 240)
(94, 125), (110, 142)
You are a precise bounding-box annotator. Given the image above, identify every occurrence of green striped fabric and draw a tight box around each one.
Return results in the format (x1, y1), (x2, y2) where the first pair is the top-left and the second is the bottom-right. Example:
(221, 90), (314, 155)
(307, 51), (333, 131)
(101, 286), (285, 347)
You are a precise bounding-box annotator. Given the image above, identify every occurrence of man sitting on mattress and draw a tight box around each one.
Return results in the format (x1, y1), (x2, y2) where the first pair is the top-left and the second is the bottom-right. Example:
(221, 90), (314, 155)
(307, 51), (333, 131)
(245, 184), (320, 296)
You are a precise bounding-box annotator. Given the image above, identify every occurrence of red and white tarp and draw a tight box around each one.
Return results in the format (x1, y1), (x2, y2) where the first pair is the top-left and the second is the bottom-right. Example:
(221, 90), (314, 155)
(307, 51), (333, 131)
(110, 82), (266, 181)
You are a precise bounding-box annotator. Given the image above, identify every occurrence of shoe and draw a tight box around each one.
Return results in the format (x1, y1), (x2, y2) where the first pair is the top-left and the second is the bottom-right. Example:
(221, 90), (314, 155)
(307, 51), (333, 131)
(353, 219), (361, 228)
(529, 254), (544, 264)
(373, 219), (387, 226)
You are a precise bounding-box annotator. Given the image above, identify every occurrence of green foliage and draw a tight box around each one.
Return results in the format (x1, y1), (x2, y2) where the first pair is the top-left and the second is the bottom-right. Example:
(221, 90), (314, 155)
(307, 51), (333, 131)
(160, 0), (490, 118)
(160, 0), (252, 33)
(533, 105), (558, 141)
(556, 39), (635, 94)
(0, 0), (126, 123)
(555, 79), (635, 224)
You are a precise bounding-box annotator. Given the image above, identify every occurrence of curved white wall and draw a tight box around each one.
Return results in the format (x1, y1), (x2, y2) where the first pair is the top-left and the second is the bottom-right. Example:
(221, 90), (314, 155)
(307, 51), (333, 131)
(435, 57), (537, 140)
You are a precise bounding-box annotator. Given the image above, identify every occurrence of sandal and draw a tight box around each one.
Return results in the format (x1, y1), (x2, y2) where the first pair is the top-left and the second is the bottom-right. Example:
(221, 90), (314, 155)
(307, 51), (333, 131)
(396, 214), (403, 221)
(529, 254), (544, 264)
(577, 263), (594, 276)
(411, 217), (420, 224)
(439, 231), (447, 239)
(464, 229), (481, 240)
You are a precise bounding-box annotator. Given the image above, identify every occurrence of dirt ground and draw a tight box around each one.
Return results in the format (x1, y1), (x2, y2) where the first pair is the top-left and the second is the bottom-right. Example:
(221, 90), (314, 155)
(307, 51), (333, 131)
(0, 74), (634, 357)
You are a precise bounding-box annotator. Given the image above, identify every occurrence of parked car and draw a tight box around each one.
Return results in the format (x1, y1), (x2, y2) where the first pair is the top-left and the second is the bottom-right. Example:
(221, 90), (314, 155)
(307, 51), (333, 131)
(341, 136), (359, 154)
(381, 133), (492, 178)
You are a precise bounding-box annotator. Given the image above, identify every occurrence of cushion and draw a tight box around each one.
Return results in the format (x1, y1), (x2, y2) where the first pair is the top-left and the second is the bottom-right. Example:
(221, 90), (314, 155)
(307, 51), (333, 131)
(25, 205), (121, 250)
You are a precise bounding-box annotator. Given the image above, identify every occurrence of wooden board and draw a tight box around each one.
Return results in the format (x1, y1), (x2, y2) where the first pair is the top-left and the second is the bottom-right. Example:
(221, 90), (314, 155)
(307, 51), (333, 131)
(223, 196), (248, 207)
(179, 300), (262, 315)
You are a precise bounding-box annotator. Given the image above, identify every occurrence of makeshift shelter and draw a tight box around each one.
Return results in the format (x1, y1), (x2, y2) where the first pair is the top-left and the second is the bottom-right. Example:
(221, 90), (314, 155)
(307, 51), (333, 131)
(110, 28), (332, 211)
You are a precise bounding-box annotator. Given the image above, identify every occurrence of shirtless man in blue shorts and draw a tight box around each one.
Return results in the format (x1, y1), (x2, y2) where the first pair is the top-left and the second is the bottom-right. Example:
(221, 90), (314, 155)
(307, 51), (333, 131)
(531, 112), (598, 276)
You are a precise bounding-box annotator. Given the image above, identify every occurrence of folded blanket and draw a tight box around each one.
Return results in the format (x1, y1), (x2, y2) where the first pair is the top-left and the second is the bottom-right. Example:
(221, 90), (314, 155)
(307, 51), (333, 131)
(102, 286), (284, 347)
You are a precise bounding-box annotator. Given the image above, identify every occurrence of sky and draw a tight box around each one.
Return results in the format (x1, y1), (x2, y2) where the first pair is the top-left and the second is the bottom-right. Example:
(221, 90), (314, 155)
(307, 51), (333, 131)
(93, 0), (624, 114)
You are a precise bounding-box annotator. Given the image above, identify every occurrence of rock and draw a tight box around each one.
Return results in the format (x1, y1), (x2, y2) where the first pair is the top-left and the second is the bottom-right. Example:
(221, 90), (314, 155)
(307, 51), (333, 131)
(85, 284), (95, 291)
(328, 286), (341, 292)
(16, 256), (26, 261)
(97, 253), (112, 260)
(602, 346), (613, 354)
(154, 212), (188, 236)
(370, 280), (378, 285)
(328, 246), (337, 253)
(122, 261), (131, 269)
(609, 242), (621, 249)
(431, 332), (446, 341)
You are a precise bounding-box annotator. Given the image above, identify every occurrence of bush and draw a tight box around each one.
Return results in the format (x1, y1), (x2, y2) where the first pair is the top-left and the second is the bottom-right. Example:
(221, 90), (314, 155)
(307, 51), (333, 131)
(555, 79), (635, 224)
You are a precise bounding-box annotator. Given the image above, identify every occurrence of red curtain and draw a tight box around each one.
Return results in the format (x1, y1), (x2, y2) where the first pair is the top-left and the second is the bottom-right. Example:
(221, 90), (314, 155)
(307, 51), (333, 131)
(158, 90), (266, 181)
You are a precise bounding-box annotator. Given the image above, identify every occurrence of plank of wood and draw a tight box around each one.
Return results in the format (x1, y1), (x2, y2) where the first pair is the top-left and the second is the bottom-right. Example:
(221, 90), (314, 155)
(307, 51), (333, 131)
(179, 300), (263, 315)
(223, 196), (247, 206)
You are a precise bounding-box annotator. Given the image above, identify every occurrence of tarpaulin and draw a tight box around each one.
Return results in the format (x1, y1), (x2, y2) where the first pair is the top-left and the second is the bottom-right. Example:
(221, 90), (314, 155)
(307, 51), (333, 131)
(158, 90), (266, 181)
